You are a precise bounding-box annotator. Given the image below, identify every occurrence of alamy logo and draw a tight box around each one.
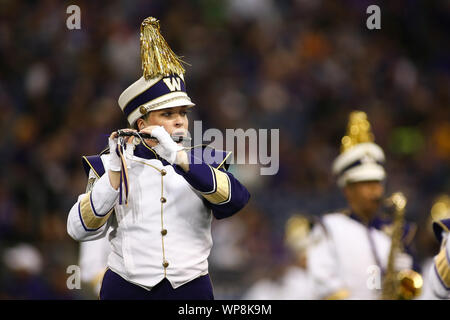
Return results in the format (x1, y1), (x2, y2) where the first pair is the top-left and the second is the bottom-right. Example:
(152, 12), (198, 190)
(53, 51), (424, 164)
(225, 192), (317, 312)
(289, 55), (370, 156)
(66, 265), (81, 289)
(163, 77), (182, 92)
(366, 5), (381, 30)
(66, 5), (81, 30)
(188, 121), (280, 176)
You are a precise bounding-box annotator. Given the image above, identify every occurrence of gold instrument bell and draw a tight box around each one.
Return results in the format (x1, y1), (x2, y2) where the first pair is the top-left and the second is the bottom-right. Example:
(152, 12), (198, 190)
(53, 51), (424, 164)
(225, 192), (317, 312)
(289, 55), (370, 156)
(396, 269), (424, 300)
(382, 192), (423, 299)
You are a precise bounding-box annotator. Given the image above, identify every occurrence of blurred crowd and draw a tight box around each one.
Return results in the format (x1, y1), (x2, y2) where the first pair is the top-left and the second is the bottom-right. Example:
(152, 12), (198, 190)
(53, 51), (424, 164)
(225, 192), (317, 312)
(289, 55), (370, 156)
(0, 0), (448, 299)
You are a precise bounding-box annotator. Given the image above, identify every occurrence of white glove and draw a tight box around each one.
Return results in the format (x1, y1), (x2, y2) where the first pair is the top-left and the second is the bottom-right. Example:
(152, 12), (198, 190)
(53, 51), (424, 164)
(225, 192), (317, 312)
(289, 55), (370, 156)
(151, 126), (183, 164)
(108, 136), (121, 172)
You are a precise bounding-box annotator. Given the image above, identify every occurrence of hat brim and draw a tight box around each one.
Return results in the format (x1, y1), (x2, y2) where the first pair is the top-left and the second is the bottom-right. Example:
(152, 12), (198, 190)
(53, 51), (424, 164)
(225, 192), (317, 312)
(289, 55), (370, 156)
(337, 163), (386, 187)
(127, 93), (195, 126)
(333, 142), (385, 174)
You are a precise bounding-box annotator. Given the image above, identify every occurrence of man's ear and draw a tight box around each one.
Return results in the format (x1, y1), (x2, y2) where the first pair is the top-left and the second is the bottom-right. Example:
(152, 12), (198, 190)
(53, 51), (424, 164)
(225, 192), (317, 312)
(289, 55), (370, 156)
(343, 184), (352, 201)
(137, 118), (144, 131)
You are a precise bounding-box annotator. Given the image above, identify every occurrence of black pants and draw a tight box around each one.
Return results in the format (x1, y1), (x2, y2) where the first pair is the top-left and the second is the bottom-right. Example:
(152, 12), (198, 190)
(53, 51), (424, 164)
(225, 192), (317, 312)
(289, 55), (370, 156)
(99, 269), (214, 300)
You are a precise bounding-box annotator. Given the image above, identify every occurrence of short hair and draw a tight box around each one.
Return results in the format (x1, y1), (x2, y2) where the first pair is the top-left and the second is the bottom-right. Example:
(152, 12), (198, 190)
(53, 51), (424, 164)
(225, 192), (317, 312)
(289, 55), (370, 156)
(133, 112), (150, 130)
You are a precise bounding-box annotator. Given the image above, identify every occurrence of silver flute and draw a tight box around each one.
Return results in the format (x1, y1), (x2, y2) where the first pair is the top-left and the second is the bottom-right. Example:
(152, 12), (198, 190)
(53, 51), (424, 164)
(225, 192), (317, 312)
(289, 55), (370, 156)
(116, 129), (191, 143)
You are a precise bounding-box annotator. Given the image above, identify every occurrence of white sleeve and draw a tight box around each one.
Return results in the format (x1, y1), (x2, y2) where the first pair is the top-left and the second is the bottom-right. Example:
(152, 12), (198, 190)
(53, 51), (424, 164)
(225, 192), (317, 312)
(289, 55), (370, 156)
(307, 223), (349, 299)
(79, 231), (111, 283)
(429, 235), (450, 299)
(67, 170), (118, 242)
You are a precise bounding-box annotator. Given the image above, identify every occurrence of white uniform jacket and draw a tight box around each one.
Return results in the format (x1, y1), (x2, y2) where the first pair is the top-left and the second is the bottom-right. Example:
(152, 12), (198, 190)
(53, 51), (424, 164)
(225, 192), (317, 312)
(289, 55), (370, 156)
(307, 212), (416, 299)
(67, 143), (250, 290)
(428, 218), (450, 299)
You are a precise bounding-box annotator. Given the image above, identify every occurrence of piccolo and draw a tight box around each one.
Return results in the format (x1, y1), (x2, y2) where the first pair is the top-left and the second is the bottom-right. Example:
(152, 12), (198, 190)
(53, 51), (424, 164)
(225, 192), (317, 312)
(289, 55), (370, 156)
(116, 130), (191, 143)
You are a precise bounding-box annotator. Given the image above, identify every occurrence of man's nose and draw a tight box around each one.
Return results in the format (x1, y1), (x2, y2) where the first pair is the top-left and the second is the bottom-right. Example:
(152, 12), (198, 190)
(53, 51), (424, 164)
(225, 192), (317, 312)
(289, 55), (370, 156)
(370, 184), (383, 198)
(174, 113), (185, 127)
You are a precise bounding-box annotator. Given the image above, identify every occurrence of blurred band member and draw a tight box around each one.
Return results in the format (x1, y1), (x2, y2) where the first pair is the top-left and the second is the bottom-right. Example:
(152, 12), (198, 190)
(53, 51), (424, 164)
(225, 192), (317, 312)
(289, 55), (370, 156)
(427, 195), (450, 299)
(307, 111), (419, 300)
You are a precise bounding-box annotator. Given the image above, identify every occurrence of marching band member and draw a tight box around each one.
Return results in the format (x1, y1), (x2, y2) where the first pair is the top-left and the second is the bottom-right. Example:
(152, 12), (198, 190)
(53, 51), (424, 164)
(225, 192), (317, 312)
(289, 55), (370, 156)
(243, 214), (315, 300)
(67, 17), (250, 300)
(277, 214), (315, 299)
(427, 195), (450, 299)
(307, 111), (420, 300)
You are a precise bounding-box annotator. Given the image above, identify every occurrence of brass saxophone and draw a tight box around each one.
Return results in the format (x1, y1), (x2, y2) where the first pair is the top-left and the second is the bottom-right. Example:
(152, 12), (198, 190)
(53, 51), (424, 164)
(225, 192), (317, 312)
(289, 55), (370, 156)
(381, 192), (423, 300)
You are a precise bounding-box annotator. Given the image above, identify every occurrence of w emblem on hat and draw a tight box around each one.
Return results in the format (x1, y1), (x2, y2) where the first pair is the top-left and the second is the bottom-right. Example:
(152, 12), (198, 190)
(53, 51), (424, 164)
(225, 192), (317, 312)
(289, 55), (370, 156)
(163, 77), (182, 92)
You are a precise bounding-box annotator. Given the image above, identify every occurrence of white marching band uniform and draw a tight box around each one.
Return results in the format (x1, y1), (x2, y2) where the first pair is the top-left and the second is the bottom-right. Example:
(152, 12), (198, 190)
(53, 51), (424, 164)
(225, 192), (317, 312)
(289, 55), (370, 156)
(68, 152), (211, 289)
(427, 218), (450, 299)
(308, 212), (413, 299)
(68, 141), (249, 291)
(276, 265), (315, 300)
(307, 111), (415, 300)
(67, 17), (250, 297)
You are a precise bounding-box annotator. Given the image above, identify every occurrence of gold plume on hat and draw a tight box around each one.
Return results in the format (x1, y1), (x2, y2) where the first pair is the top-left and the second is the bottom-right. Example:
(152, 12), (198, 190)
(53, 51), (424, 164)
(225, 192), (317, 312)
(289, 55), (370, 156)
(140, 17), (186, 80)
(340, 111), (375, 153)
(431, 194), (450, 222)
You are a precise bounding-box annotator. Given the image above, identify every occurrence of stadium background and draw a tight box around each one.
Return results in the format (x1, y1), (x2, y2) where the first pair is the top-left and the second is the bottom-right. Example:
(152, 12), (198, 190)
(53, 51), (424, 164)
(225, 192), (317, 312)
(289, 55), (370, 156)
(0, 0), (448, 299)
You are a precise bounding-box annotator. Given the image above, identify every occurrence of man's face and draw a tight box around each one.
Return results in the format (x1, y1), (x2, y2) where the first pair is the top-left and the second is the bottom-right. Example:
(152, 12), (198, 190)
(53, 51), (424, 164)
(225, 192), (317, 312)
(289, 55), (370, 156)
(137, 106), (189, 146)
(344, 180), (385, 220)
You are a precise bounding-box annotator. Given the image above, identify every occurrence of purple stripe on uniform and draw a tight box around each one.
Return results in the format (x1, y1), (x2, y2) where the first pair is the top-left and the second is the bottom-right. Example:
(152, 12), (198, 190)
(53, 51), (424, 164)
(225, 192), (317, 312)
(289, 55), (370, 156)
(89, 191), (114, 217)
(173, 151), (216, 193)
(123, 76), (186, 117)
(134, 144), (158, 160)
(82, 155), (105, 177)
(99, 269), (214, 300)
(119, 168), (123, 205)
(122, 161), (129, 202)
(89, 192), (107, 217)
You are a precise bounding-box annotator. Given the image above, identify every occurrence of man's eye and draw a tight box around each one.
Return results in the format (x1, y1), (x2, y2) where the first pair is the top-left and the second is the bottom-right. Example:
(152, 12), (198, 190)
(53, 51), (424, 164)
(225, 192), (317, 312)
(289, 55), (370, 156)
(162, 112), (171, 117)
(180, 111), (187, 116)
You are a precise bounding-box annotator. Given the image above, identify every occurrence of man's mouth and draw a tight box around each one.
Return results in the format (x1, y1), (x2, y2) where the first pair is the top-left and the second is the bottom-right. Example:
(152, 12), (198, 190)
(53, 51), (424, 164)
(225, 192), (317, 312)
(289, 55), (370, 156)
(171, 130), (191, 143)
(172, 129), (187, 136)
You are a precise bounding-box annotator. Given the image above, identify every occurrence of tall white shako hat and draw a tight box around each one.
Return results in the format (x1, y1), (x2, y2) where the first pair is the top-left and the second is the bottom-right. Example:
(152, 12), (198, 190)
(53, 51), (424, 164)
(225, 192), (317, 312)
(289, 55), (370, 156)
(118, 17), (195, 126)
(332, 111), (386, 187)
